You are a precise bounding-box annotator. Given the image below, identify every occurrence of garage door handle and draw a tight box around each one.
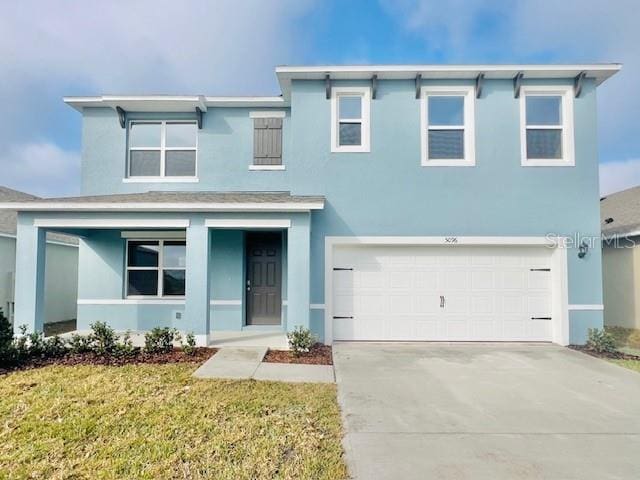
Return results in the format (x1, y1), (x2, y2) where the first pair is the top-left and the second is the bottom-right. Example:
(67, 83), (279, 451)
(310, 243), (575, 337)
(440, 296), (445, 308)
(333, 316), (353, 319)
(531, 317), (552, 320)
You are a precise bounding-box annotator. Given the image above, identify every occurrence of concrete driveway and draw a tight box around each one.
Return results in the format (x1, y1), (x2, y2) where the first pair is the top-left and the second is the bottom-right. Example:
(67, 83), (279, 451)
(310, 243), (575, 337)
(333, 343), (640, 480)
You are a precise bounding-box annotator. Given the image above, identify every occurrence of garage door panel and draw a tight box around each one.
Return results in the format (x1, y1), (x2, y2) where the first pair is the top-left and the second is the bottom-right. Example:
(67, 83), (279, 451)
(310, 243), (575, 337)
(332, 245), (553, 342)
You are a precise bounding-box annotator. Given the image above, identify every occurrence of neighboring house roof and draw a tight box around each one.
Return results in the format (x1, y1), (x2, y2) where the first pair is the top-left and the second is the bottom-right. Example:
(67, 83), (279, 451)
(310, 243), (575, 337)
(601, 185), (640, 238)
(64, 63), (621, 111)
(0, 191), (325, 212)
(0, 186), (78, 245)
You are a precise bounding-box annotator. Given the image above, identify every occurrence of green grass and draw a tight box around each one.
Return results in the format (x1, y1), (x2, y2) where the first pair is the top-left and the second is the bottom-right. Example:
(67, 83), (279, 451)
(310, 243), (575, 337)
(0, 364), (346, 480)
(609, 359), (640, 373)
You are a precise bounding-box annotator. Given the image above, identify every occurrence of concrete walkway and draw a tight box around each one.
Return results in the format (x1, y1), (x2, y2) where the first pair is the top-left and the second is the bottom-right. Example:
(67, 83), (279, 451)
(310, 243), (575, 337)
(193, 346), (334, 383)
(334, 342), (640, 480)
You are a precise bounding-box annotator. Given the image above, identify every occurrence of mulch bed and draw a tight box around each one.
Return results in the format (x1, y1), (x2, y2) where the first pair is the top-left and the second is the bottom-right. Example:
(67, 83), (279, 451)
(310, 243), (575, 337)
(0, 348), (216, 376)
(569, 345), (640, 361)
(263, 344), (332, 365)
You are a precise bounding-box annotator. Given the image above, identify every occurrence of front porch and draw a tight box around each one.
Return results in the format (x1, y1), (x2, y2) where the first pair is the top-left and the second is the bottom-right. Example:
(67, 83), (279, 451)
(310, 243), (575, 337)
(6, 191), (324, 346)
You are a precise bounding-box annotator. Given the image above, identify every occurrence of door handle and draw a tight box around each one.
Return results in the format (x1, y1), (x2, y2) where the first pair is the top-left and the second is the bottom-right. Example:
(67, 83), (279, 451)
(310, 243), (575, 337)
(440, 295), (445, 308)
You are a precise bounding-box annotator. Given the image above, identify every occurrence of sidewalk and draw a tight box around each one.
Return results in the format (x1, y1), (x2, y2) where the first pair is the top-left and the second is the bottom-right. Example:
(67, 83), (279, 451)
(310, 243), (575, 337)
(193, 346), (334, 383)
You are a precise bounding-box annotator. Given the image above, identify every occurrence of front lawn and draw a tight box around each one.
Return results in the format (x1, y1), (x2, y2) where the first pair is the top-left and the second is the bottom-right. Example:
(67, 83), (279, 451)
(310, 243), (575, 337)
(609, 358), (640, 373)
(0, 364), (346, 479)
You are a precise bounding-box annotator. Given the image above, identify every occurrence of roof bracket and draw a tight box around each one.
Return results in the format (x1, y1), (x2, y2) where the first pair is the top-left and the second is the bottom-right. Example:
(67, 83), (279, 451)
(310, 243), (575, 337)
(325, 74), (331, 100)
(475, 73), (485, 99)
(196, 107), (203, 129)
(574, 71), (587, 98)
(371, 74), (378, 99)
(115, 106), (126, 129)
(513, 72), (524, 98)
(415, 73), (422, 99)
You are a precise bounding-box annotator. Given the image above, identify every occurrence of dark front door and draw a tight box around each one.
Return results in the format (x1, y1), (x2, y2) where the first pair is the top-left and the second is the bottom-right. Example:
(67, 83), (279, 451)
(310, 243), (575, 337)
(246, 232), (282, 325)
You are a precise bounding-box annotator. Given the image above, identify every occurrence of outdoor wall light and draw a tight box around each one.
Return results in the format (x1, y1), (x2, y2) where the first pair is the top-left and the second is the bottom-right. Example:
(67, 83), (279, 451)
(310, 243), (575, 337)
(578, 241), (589, 259)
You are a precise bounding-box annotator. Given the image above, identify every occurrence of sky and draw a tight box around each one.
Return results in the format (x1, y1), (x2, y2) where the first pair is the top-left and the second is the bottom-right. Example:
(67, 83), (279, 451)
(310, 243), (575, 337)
(0, 0), (638, 197)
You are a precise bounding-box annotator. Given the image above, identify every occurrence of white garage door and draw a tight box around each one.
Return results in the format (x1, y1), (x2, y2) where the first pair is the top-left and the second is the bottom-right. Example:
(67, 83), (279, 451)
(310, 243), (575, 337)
(332, 245), (553, 342)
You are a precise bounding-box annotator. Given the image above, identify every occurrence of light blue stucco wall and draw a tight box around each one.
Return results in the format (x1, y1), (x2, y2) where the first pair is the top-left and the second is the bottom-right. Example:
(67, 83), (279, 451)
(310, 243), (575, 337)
(61, 77), (606, 343)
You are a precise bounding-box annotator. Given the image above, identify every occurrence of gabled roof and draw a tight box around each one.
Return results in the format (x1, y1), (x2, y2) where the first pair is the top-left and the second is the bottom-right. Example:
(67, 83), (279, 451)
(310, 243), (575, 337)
(0, 186), (78, 245)
(64, 63), (621, 111)
(0, 191), (325, 212)
(601, 185), (640, 238)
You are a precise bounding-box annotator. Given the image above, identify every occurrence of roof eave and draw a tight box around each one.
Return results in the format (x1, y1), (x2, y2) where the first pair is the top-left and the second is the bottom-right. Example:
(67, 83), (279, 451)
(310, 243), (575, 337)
(0, 202), (325, 212)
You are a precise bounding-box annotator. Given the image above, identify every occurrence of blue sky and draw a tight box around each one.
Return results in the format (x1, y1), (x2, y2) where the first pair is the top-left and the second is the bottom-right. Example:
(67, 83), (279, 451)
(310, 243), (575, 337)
(0, 0), (637, 196)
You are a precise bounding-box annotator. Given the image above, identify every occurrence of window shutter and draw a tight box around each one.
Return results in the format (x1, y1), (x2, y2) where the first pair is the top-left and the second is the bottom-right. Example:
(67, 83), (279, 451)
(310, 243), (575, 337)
(253, 118), (282, 165)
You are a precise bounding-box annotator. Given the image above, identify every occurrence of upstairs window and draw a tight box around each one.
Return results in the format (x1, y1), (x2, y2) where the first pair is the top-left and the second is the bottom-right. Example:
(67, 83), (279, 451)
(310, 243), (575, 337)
(520, 86), (574, 166)
(126, 240), (186, 298)
(128, 121), (197, 178)
(331, 87), (371, 153)
(421, 86), (475, 166)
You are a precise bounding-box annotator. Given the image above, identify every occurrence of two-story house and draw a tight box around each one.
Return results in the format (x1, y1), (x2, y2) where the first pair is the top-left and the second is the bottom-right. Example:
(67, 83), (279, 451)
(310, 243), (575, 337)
(0, 64), (620, 346)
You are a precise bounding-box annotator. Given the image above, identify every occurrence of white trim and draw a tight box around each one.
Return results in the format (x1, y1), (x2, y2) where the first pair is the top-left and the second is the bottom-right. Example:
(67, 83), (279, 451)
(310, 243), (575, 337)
(33, 218), (190, 228)
(323, 236), (569, 346)
(122, 177), (199, 183)
(331, 86), (371, 153)
(249, 111), (286, 119)
(248, 165), (286, 171)
(310, 304), (325, 310)
(421, 85), (475, 167)
(121, 231), (186, 239)
(520, 85), (575, 167)
(282, 300), (288, 306)
(194, 333), (209, 347)
(5, 202), (324, 212)
(77, 299), (185, 305)
(204, 219), (291, 229)
(210, 300), (242, 306)
(568, 304), (604, 311)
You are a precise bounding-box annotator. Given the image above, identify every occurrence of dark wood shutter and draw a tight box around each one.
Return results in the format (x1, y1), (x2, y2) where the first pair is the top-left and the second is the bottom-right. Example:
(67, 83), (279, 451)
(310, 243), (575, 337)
(253, 118), (282, 165)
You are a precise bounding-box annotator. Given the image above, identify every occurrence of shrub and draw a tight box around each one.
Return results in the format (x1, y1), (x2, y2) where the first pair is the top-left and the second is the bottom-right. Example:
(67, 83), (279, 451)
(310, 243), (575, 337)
(586, 328), (616, 354)
(0, 308), (16, 364)
(182, 332), (196, 356)
(91, 321), (117, 356)
(68, 333), (93, 354)
(25, 331), (47, 357)
(112, 331), (138, 357)
(43, 335), (67, 358)
(144, 327), (176, 354)
(287, 326), (316, 355)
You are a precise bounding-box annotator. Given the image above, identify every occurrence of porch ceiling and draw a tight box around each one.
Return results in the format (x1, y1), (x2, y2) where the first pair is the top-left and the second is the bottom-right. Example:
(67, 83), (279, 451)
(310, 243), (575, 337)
(0, 191), (325, 213)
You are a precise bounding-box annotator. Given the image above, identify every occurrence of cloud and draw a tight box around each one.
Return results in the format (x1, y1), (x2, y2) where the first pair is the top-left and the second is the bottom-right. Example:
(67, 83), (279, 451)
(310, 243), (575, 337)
(0, 0), (315, 196)
(4, 142), (80, 198)
(600, 159), (640, 196)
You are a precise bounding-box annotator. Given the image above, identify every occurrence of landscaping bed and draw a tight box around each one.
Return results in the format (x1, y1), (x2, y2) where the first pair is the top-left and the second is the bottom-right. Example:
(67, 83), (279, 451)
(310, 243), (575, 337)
(264, 343), (333, 365)
(0, 347), (214, 376)
(569, 345), (640, 361)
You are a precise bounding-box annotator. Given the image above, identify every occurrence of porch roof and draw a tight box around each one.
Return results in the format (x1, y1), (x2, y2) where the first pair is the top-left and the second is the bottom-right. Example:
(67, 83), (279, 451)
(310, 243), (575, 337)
(0, 191), (325, 213)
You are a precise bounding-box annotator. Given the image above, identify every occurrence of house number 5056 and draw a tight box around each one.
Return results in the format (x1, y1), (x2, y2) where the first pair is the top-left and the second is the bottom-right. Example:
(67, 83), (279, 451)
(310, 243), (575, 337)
(445, 237), (458, 244)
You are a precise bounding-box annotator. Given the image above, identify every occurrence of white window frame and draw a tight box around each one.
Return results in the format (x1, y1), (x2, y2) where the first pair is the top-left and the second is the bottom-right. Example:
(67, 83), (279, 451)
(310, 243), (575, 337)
(520, 85), (575, 167)
(127, 120), (198, 180)
(421, 85), (476, 167)
(125, 239), (186, 299)
(331, 86), (371, 153)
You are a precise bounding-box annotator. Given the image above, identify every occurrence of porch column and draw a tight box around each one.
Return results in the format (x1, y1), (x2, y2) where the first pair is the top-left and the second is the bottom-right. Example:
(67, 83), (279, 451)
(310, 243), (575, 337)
(13, 216), (47, 334)
(184, 219), (211, 346)
(287, 214), (311, 332)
